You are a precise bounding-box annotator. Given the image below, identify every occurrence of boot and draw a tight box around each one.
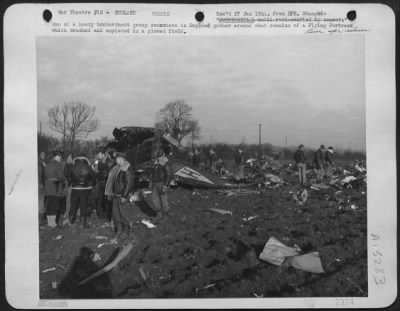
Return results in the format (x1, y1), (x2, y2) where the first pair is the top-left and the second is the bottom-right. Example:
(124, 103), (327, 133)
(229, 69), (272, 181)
(47, 215), (57, 228)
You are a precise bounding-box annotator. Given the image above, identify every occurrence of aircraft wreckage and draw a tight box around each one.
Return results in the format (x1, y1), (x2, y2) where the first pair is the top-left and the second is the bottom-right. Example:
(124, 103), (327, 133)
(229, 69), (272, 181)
(104, 126), (232, 189)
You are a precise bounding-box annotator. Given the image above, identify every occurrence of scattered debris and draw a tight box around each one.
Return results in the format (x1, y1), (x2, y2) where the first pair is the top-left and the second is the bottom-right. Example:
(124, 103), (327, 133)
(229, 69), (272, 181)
(138, 267), (147, 281)
(56, 264), (66, 270)
(259, 237), (325, 274)
(42, 267), (57, 273)
(346, 277), (365, 293)
(97, 239), (118, 248)
(264, 174), (284, 184)
(52, 235), (63, 240)
(340, 176), (357, 186)
(141, 220), (156, 228)
(293, 189), (308, 206)
(79, 243), (134, 285)
(92, 253), (101, 262)
(259, 237), (299, 266)
(195, 283), (216, 294)
(208, 208), (233, 215)
(310, 184), (330, 190)
(285, 252), (325, 274)
(243, 216), (259, 222)
(94, 235), (108, 240)
(253, 292), (264, 298)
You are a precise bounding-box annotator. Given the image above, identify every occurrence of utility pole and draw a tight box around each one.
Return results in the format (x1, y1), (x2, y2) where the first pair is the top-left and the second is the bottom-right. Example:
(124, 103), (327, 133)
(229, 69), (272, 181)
(39, 121), (42, 136)
(285, 136), (287, 147)
(258, 124), (262, 159)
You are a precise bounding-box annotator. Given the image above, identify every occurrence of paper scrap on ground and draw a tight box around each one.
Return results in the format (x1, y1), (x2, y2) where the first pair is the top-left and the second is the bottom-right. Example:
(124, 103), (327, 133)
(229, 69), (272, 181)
(259, 237), (325, 274)
(285, 252), (325, 274)
(259, 237), (299, 266)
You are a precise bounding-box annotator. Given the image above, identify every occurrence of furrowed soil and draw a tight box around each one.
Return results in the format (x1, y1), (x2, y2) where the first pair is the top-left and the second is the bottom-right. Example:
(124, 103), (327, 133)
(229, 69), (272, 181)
(39, 178), (367, 299)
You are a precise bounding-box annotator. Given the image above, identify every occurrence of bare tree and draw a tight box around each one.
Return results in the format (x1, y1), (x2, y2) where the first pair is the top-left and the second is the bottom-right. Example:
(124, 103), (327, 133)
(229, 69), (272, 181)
(48, 102), (99, 154)
(156, 100), (200, 143)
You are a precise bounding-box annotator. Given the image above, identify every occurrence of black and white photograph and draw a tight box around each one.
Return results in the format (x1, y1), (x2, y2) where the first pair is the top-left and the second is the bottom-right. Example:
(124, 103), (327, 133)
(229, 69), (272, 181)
(3, 3), (396, 309)
(36, 34), (368, 299)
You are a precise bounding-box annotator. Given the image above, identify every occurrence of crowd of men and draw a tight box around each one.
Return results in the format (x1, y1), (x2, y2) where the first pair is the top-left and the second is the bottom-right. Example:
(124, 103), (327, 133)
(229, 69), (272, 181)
(38, 146), (172, 242)
(187, 148), (225, 176)
(293, 144), (335, 186)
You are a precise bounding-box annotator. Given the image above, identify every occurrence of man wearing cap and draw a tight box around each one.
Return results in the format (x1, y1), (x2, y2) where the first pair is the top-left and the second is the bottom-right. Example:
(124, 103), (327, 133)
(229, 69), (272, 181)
(149, 148), (172, 221)
(293, 144), (307, 185)
(313, 145), (326, 181)
(44, 151), (65, 228)
(66, 154), (96, 228)
(111, 152), (135, 240)
(324, 146), (335, 180)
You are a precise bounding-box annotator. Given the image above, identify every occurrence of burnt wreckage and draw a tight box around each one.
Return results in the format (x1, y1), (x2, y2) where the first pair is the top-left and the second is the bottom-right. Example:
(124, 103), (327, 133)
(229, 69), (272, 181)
(105, 126), (227, 189)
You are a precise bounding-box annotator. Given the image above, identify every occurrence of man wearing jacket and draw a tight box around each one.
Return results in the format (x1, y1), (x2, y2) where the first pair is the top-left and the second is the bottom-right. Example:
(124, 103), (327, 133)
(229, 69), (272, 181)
(324, 146), (335, 180)
(67, 155), (96, 228)
(111, 152), (135, 240)
(313, 145), (326, 181)
(94, 151), (112, 220)
(149, 148), (172, 222)
(293, 144), (307, 185)
(44, 151), (65, 228)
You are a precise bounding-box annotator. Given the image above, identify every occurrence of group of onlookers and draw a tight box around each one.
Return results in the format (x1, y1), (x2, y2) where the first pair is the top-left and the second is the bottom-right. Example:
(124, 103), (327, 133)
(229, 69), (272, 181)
(38, 146), (172, 242)
(293, 144), (335, 185)
(38, 150), (112, 229)
(188, 148), (225, 175)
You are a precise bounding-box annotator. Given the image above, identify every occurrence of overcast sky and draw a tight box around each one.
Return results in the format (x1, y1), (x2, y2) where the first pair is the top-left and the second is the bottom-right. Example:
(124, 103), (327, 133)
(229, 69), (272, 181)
(37, 35), (366, 151)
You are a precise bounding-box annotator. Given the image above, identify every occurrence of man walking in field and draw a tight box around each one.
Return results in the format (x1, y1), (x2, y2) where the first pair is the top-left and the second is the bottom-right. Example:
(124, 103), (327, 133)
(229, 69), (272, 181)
(293, 144), (307, 185)
(313, 145), (326, 181)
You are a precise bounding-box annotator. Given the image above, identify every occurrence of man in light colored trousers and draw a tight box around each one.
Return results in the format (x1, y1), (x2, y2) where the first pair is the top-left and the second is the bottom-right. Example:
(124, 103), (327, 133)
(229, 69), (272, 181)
(293, 144), (307, 185)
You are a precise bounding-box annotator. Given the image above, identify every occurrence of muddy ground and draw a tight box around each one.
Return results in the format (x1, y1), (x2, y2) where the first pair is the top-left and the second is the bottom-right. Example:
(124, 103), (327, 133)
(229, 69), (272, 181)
(39, 174), (367, 299)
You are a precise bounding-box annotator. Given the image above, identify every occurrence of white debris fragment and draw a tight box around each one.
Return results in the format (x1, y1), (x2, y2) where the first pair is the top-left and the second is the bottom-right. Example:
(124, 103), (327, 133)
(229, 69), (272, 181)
(92, 253), (102, 262)
(42, 267), (56, 273)
(141, 220), (156, 228)
(95, 235), (108, 240)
